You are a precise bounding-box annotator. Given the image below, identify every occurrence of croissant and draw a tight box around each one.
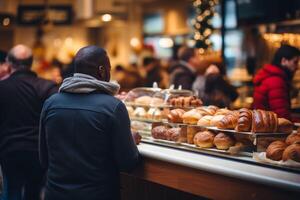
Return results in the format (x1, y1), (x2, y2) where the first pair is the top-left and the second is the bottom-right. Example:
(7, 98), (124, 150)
(216, 111), (239, 129)
(167, 109), (185, 123)
(251, 110), (278, 133)
(266, 140), (288, 161)
(235, 108), (252, 132)
(214, 108), (231, 116)
(277, 118), (293, 134)
(282, 143), (300, 162)
(286, 133), (300, 145)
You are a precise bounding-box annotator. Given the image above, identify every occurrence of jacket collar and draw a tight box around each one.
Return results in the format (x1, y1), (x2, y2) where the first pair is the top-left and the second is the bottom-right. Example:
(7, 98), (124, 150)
(10, 69), (37, 78)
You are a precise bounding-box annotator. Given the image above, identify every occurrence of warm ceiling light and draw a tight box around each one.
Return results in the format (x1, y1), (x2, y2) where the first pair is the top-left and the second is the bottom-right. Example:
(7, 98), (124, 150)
(102, 14), (112, 22)
(130, 37), (140, 48)
(159, 37), (174, 48)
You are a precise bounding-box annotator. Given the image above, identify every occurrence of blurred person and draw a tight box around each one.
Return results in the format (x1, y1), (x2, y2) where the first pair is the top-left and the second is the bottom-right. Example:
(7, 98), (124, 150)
(113, 64), (141, 90)
(0, 45), (58, 200)
(194, 64), (238, 108)
(253, 44), (300, 120)
(0, 50), (11, 80)
(39, 46), (140, 200)
(169, 47), (200, 90)
(142, 57), (162, 87)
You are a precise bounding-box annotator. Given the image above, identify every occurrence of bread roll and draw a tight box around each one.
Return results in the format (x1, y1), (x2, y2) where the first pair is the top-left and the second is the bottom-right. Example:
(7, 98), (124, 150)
(216, 111), (239, 129)
(236, 108), (252, 132)
(133, 107), (147, 118)
(135, 96), (152, 105)
(210, 115), (225, 127)
(166, 127), (185, 142)
(187, 126), (201, 144)
(277, 118), (293, 134)
(151, 126), (168, 140)
(167, 109), (185, 123)
(197, 106), (216, 116)
(194, 131), (215, 148)
(197, 115), (213, 127)
(286, 133), (300, 145)
(266, 141), (288, 161)
(213, 132), (235, 150)
(182, 109), (203, 124)
(282, 143), (300, 162)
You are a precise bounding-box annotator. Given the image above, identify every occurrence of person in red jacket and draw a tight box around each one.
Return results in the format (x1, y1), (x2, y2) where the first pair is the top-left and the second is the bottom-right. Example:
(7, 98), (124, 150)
(253, 45), (300, 120)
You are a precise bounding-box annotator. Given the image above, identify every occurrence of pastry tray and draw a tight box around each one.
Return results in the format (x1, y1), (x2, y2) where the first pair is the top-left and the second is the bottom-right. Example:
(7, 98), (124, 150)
(141, 137), (300, 173)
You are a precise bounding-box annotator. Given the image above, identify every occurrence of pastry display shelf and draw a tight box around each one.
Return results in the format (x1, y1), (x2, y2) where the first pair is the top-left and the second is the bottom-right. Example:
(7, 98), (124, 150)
(130, 117), (162, 123)
(125, 102), (198, 110)
(161, 121), (290, 136)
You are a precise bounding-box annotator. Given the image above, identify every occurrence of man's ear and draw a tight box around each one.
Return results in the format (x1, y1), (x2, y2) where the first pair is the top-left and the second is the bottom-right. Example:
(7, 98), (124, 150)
(281, 58), (288, 67)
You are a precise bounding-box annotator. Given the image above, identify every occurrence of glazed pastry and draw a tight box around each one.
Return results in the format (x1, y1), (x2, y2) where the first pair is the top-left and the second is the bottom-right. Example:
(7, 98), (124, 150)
(213, 132), (235, 150)
(210, 115), (225, 127)
(266, 140), (288, 161)
(282, 143), (300, 162)
(193, 131), (215, 148)
(251, 110), (278, 133)
(133, 107), (147, 118)
(169, 96), (202, 108)
(216, 111), (239, 129)
(197, 106), (216, 116)
(235, 108), (252, 132)
(277, 118), (293, 134)
(182, 109), (203, 124)
(151, 126), (168, 140)
(197, 115), (213, 127)
(167, 109), (185, 123)
(166, 127), (185, 142)
(286, 133), (300, 145)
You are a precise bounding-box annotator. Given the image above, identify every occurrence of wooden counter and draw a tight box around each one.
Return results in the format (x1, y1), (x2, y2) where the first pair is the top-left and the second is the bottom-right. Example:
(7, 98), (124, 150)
(121, 143), (300, 200)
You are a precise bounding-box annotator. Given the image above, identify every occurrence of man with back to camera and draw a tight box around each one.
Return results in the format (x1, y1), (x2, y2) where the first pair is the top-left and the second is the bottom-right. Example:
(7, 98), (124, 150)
(39, 45), (140, 200)
(253, 44), (300, 120)
(169, 46), (201, 90)
(0, 45), (58, 200)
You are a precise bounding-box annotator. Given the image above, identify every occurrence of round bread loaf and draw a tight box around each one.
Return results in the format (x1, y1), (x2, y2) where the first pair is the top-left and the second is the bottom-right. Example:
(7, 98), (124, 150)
(151, 126), (168, 140)
(213, 132), (235, 150)
(193, 131), (215, 148)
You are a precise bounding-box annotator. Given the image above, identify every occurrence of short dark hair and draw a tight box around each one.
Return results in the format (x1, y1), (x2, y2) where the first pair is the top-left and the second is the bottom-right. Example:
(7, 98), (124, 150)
(74, 46), (111, 80)
(177, 47), (195, 62)
(272, 44), (300, 67)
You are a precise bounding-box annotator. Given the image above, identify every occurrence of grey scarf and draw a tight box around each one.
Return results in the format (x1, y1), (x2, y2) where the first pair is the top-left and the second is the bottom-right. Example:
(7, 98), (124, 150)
(59, 73), (120, 95)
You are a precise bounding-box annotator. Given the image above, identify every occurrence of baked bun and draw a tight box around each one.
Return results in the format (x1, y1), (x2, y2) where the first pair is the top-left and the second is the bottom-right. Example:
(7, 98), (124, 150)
(213, 132), (235, 150)
(133, 107), (147, 118)
(277, 118), (293, 134)
(236, 108), (252, 132)
(266, 141), (288, 161)
(182, 109), (203, 124)
(166, 127), (183, 142)
(210, 115), (225, 127)
(216, 111), (239, 129)
(169, 96), (202, 107)
(286, 133), (300, 145)
(252, 110), (278, 133)
(197, 106), (217, 116)
(151, 126), (168, 140)
(197, 115), (213, 126)
(282, 143), (300, 162)
(135, 96), (152, 105)
(167, 109), (185, 123)
(193, 131), (215, 148)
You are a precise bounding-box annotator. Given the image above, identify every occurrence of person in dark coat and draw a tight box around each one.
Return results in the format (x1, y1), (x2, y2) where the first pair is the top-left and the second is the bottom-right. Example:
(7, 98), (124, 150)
(0, 45), (58, 200)
(169, 47), (200, 90)
(0, 50), (11, 80)
(253, 45), (300, 120)
(142, 56), (161, 87)
(39, 45), (140, 200)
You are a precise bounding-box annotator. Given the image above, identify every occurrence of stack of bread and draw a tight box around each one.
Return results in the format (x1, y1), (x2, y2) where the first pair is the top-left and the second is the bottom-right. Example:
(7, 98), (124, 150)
(266, 132), (300, 163)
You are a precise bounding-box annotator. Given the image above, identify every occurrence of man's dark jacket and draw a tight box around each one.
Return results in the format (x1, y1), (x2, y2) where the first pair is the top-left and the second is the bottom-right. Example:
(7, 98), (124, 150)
(39, 91), (139, 200)
(169, 61), (196, 90)
(0, 70), (57, 157)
